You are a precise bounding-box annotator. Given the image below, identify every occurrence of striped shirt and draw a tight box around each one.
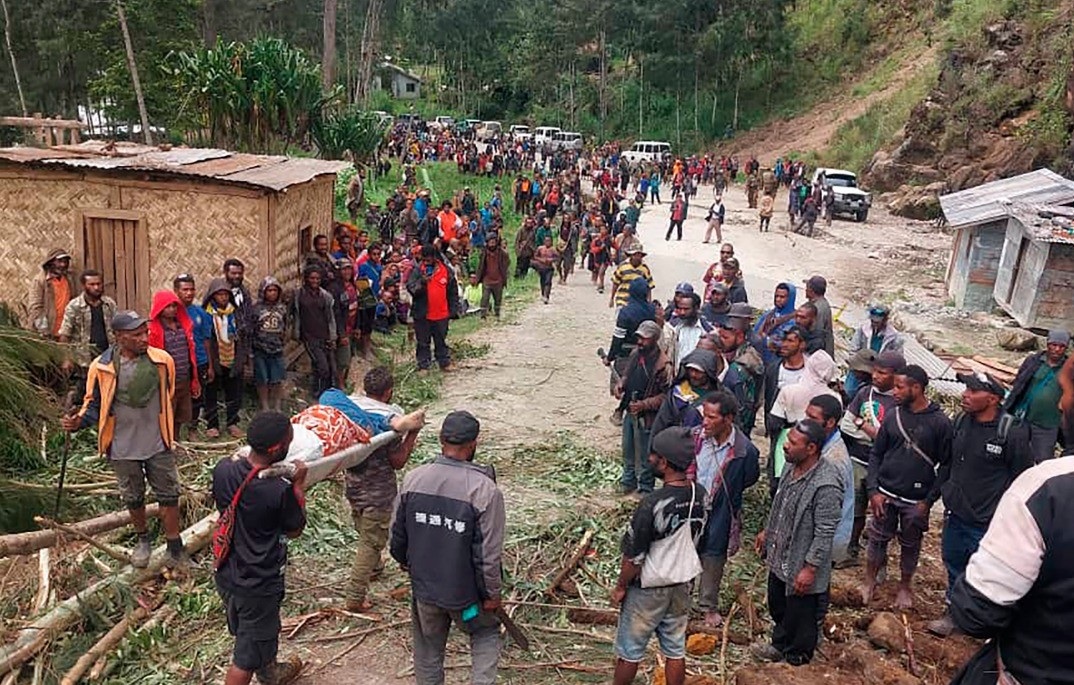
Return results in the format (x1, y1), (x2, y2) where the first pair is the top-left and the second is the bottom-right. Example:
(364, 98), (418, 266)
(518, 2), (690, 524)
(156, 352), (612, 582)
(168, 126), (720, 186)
(610, 263), (654, 307)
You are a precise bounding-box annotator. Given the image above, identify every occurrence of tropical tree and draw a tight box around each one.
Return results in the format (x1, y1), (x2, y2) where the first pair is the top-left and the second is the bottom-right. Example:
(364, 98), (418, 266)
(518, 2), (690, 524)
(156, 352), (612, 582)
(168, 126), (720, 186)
(311, 106), (386, 163)
(168, 37), (341, 153)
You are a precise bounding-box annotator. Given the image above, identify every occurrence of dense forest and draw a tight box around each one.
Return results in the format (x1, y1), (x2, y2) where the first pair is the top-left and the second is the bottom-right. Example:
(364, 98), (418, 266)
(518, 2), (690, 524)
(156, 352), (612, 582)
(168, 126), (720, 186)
(0, 1), (1072, 165)
(0, 0), (801, 146)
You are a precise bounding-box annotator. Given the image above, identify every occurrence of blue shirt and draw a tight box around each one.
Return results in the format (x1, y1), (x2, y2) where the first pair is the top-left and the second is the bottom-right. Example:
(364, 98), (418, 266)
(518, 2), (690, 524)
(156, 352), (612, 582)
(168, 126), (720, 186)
(318, 389), (393, 434)
(415, 197), (429, 221)
(186, 304), (212, 367)
(358, 261), (383, 297)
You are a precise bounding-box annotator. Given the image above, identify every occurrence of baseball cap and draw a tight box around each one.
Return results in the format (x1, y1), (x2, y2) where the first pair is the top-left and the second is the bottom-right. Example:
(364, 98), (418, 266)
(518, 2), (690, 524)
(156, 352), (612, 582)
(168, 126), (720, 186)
(636, 320), (662, 341)
(869, 304), (890, 321)
(848, 349), (878, 373)
(956, 371), (1005, 397)
(675, 282), (695, 295)
(1047, 329), (1071, 346)
(804, 275), (827, 293)
(723, 256), (740, 270)
(111, 311), (148, 331)
(650, 426), (695, 471)
(440, 410), (481, 444)
(624, 245), (647, 256)
(875, 351), (906, 371)
(710, 283), (729, 296)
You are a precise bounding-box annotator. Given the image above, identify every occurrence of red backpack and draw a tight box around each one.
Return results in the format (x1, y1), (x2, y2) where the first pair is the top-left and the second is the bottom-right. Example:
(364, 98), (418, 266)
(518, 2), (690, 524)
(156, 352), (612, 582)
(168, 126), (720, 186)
(212, 465), (262, 570)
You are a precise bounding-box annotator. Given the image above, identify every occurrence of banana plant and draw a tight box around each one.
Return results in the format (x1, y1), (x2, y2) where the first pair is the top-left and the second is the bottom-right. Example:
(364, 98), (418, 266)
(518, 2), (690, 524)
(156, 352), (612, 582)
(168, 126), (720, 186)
(166, 37), (337, 154)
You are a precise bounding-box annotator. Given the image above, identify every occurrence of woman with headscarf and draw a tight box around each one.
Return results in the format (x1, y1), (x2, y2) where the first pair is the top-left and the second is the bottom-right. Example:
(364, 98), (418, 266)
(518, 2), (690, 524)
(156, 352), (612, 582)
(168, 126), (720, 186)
(753, 282), (798, 365)
(767, 350), (840, 492)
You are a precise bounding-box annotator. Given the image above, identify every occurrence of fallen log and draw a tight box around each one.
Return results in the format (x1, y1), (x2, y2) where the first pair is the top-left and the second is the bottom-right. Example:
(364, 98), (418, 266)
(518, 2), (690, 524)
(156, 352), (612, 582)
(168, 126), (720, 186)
(34, 517), (130, 565)
(0, 505), (161, 559)
(0, 431), (400, 675)
(0, 516), (215, 676)
(60, 604), (154, 685)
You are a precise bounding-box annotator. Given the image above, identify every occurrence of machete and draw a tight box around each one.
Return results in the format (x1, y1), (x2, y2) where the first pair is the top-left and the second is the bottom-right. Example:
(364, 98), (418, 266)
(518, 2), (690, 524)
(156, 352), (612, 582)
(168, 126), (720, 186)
(597, 347), (621, 386)
(495, 607), (530, 651)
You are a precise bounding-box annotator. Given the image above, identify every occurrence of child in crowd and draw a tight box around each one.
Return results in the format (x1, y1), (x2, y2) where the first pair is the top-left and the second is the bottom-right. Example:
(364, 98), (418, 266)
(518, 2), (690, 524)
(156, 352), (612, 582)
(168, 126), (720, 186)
(251, 277), (288, 411)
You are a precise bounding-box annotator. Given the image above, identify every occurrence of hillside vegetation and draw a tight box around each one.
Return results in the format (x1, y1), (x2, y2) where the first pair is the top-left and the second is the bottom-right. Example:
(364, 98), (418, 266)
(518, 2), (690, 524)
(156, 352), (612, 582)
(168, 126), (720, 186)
(0, 0), (1070, 185)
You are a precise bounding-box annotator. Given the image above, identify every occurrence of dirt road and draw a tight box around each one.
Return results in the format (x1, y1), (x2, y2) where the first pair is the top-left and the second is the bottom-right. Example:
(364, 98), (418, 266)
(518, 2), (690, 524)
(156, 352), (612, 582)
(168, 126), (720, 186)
(297, 182), (979, 683)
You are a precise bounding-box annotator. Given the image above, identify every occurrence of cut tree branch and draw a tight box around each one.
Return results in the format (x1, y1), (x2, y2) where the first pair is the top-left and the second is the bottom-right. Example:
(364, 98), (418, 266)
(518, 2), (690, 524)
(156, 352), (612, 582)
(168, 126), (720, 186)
(34, 517), (131, 565)
(546, 529), (594, 597)
(0, 505), (161, 558)
(59, 603), (155, 685)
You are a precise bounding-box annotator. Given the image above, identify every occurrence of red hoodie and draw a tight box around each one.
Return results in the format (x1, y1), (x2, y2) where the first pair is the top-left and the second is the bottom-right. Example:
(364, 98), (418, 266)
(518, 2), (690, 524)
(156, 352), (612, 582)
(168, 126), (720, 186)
(148, 290), (201, 396)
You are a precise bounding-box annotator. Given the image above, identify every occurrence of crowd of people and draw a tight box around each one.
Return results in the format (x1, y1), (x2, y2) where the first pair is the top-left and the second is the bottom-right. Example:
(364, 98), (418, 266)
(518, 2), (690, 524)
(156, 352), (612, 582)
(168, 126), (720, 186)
(26, 134), (1074, 685)
(597, 225), (1074, 684)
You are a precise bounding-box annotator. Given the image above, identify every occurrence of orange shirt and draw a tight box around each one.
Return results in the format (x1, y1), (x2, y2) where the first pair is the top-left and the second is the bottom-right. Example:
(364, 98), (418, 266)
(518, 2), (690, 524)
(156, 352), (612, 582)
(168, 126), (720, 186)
(50, 277), (70, 336)
(439, 210), (459, 243)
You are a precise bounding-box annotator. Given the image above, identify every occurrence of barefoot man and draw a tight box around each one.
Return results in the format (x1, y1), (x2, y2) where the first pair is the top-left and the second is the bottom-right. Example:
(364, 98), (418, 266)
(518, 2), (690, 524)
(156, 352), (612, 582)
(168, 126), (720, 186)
(862, 365), (952, 609)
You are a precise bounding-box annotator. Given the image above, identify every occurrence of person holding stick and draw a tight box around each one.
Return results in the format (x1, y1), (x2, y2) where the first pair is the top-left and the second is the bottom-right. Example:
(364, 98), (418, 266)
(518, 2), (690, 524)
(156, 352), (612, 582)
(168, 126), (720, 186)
(62, 311), (185, 569)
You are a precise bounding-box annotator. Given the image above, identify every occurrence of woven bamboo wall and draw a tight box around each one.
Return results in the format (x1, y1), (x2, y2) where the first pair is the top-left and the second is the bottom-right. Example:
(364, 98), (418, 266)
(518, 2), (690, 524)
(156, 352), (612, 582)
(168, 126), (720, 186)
(120, 185), (266, 302)
(0, 169), (271, 320)
(0, 174), (112, 319)
(272, 176), (336, 292)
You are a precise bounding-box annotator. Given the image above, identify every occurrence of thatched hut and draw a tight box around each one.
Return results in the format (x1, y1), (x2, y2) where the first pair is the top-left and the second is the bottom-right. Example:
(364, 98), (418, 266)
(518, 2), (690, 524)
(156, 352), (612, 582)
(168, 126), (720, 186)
(0, 141), (350, 317)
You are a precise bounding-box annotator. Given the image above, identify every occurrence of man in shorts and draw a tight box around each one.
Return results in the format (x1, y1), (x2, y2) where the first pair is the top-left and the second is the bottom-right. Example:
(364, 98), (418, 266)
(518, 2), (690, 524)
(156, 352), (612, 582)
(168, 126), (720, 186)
(611, 426), (706, 685)
(837, 351), (902, 566)
(63, 311), (186, 568)
(212, 411), (307, 685)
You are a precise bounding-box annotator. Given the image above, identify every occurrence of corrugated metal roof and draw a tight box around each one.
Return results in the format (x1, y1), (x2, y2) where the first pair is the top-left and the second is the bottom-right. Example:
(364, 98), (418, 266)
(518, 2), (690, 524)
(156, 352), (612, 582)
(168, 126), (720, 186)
(940, 169), (1074, 228)
(0, 141), (351, 191)
(1007, 202), (1074, 244)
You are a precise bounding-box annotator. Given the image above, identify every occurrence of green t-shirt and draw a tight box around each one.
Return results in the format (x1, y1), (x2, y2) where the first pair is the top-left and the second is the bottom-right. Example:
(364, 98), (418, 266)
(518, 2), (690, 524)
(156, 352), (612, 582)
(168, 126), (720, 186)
(1020, 363), (1063, 428)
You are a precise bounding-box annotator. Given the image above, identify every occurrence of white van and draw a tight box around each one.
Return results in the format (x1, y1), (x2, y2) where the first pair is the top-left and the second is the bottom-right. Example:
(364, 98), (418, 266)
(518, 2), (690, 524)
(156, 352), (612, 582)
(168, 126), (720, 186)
(477, 121), (502, 141)
(622, 141), (672, 164)
(533, 126), (561, 146)
(551, 131), (583, 151)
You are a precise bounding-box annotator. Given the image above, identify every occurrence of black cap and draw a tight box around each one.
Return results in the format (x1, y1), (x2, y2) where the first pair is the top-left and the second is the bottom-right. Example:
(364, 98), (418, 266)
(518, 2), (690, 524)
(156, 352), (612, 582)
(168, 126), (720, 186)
(650, 426), (695, 472)
(898, 364), (929, 388)
(957, 371), (1005, 397)
(440, 410), (481, 444)
(111, 311), (148, 331)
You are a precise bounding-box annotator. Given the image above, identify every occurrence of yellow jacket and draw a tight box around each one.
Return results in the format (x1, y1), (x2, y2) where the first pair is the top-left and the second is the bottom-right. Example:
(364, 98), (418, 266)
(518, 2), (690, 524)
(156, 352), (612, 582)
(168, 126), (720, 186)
(76, 346), (175, 456)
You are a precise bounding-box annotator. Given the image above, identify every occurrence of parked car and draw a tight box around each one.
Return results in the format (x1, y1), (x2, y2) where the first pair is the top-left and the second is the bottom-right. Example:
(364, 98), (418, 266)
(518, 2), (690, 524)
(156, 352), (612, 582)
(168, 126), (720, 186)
(812, 167), (872, 222)
(372, 110), (393, 126)
(509, 124), (531, 141)
(533, 126), (561, 146)
(477, 121), (502, 141)
(551, 131), (583, 152)
(622, 140), (672, 164)
(395, 113), (424, 129)
(428, 115), (455, 131)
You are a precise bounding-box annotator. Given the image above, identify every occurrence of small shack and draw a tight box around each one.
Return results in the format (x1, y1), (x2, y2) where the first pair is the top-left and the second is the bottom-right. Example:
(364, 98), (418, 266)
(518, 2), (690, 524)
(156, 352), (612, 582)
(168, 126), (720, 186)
(993, 202), (1074, 330)
(942, 169), (1074, 310)
(373, 63), (422, 100)
(0, 141), (349, 317)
